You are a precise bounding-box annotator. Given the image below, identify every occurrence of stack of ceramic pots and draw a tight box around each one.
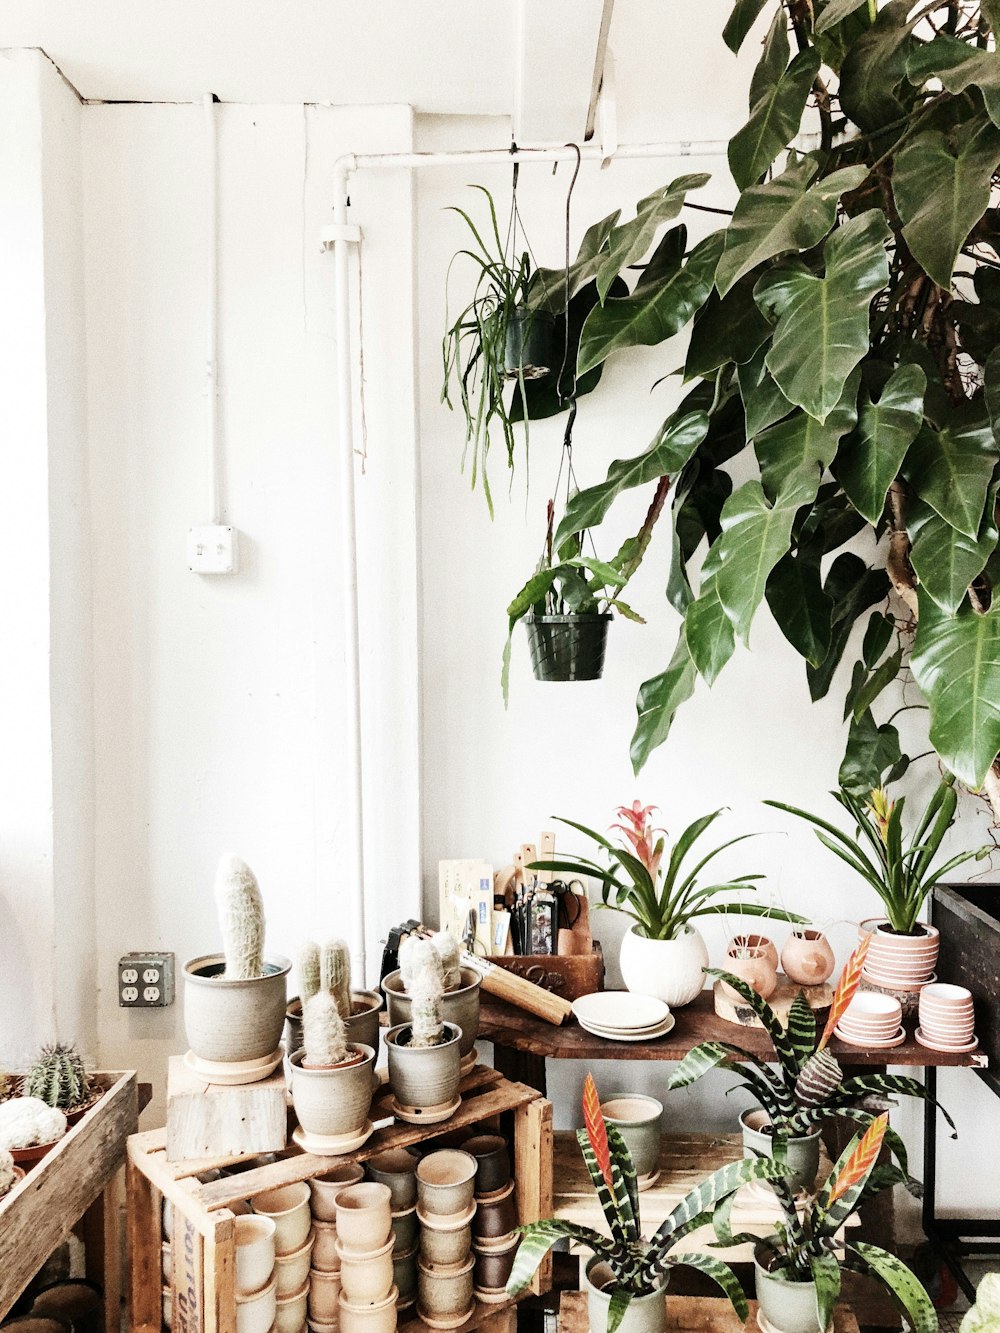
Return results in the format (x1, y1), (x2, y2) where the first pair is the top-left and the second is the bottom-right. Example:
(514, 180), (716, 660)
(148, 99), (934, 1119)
(335, 1183), (397, 1333)
(834, 993), (904, 1049)
(464, 1135), (520, 1304)
(367, 1149), (422, 1311)
(917, 983), (978, 1053)
(382, 967), (482, 1078)
(859, 918), (940, 1015)
(249, 1184), (312, 1333)
(415, 1150), (478, 1328)
(304, 1163), (365, 1332)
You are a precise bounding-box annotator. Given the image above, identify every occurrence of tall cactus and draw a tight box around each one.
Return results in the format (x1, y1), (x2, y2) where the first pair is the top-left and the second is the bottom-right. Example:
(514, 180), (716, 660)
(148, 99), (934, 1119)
(399, 934), (439, 993)
(22, 1043), (91, 1111)
(323, 939), (353, 1019)
(302, 991), (349, 1066)
(214, 854), (265, 980)
(408, 949), (445, 1048)
(299, 941), (321, 1004)
(433, 931), (463, 991)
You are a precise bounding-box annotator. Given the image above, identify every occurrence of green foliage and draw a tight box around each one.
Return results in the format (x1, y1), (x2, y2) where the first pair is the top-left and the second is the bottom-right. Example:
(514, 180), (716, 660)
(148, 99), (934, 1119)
(22, 1043), (91, 1112)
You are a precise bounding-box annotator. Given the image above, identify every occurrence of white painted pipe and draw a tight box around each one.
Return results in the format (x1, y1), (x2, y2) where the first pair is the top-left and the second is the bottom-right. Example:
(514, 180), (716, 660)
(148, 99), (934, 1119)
(203, 93), (221, 525)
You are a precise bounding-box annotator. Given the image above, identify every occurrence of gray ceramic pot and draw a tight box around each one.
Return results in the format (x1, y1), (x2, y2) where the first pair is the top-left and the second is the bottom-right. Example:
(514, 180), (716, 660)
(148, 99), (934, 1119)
(385, 1022), (462, 1112)
(391, 1204), (419, 1254)
(289, 1046), (375, 1139)
(368, 1147), (420, 1209)
(383, 969), (481, 1059)
(184, 954), (291, 1064)
(600, 1095), (663, 1180)
(585, 1258), (666, 1333)
(417, 1256), (474, 1327)
(419, 1218), (473, 1269)
(754, 1248), (828, 1333)
(392, 1247), (418, 1304)
(416, 1149), (477, 1217)
(740, 1110), (821, 1194)
(285, 989), (383, 1057)
(462, 1134), (510, 1196)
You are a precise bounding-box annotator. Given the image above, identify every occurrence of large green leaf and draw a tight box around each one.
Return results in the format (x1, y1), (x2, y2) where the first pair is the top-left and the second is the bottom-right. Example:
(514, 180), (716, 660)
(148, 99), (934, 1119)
(739, 347), (793, 438)
(839, 0), (917, 134)
(664, 1252), (749, 1320)
(631, 635), (698, 774)
(749, 5), (790, 107)
(712, 476), (809, 642)
(755, 210), (890, 423)
(908, 493), (999, 616)
(765, 539), (832, 666)
(806, 555), (890, 701)
(579, 235), (722, 375)
(907, 35), (1000, 130)
(595, 174), (711, 302)
(839, 709), (903, 794)
(849, 1243), (937, 1333)
(527, 210), (621, 312)
(810, 1252), (842, 1333)
(893, 113), (1000, 291)
(729, 48), (821, 191)
(911, 589), (1000, 787)
(954, 269), (1000, 366)
(834, 363), (926, 523)
(685, 574), (737, 684)
(723, 0), (771, 53)
(684, 275), (771, 379)
(717, 157), (869, 296)
(754, 370), (859, 502)
(903, 403), (997, 539)
(815, 0), (868, 33)
(555, 411), (709, 543)
(506, 1221), (616, 1297)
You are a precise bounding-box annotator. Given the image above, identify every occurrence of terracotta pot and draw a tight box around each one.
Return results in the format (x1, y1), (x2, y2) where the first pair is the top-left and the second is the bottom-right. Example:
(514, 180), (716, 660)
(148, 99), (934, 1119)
(391, 1204), (419, 1254)
(618, 925), (708, 1007)
(234, 1215), (277, 1296)
(385, 1023), (463, 1114)
(863, 921), (939, 988)
(251, 1183), (312, 1256)
(338, 1286), (399, 1333)
(416, 1150), (477, 1218)
(367, 1147), (421, 1209)
(334, 1182), (392, 1254)
(419, 1215), (474, 1269)
(274, 1232), (314, 1298)
(473, 1236), (520, 1292)
(383, 969), (481, 1059)
(740, 1110), (820, 1194)
(754, 1247), (828, 1333)
(731, 934), (779, 970)
(290, 1046), (375, 1140)
(462, 1134), (510, 1196)
(309, 1161), (365, 1222)
(274, 1281), (309, 1333)
(471, 1180), (515, 1240)
(584, 1258), (666, 1333)
(781, 930), (835, 987)
(599, 1095), (662, 1180)
(417, 1256), (474, 1328)
(722, 945), (777, 1001)
(336, 1237), (394, 1305)
(308, 1268), (342, 1323)
(235, 1277), (277, 1333)
(184, 953), (290, 1065)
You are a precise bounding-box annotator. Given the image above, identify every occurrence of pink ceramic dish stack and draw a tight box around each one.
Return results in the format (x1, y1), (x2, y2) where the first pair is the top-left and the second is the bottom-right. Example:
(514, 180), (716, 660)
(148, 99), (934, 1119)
(834, 993), (904, 1048)
(917, 984), (978, 1052)
(859, 919), (939, 989)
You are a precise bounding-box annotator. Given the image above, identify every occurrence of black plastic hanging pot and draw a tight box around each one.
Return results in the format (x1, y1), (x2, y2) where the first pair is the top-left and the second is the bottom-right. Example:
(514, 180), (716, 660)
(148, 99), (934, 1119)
(505, 305), (555, 381)
(524, 614), (611, 682)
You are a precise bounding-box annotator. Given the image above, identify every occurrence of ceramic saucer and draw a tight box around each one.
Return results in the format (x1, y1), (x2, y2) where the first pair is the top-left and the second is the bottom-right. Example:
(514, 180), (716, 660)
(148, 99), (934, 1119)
(833, 1023), (906, 1049)
(292, 1120), (373, 1155)
(572, 992), (671, 1032)
(184, 1045), (284, 1085)
(915, 1028), (979, 1053)
(578, 1014), (676, 1043)
(417, 1201), (477, 1230)
(388, 1094), (461, 1126)
(417, 1303), (476, 1330)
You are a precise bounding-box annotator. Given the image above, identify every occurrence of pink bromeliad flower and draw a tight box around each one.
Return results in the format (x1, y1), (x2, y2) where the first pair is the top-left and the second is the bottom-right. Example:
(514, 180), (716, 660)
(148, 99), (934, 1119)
(611, 801), (667, 881)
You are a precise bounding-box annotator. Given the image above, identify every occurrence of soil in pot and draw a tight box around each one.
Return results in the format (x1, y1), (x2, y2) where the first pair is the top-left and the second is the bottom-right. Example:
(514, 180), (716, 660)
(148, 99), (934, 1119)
(584, 1258), (666, 1333)
(740, 1110), (820, 1194)
(524, 613), (610, 683)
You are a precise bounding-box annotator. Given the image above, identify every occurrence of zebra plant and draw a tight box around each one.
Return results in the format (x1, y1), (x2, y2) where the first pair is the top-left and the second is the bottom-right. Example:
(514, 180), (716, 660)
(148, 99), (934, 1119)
(667, 940), (952, 1166)
(506, 1074), (792, 1333)
(744, 1115), (937, 1333)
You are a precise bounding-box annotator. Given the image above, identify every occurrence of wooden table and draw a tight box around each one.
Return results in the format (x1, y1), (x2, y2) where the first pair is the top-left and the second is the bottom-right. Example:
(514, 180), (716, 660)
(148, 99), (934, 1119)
(557, 1291), (860, 1333)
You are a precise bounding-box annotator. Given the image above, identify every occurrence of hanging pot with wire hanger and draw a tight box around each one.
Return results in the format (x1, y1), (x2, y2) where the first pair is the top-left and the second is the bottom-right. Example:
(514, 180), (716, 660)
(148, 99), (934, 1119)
(525, 611), (611, 683)
(504, 304), (555, 381)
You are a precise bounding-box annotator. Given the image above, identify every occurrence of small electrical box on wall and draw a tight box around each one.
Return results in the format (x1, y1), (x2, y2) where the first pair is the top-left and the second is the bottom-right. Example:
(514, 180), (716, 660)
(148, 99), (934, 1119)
(119, 952), (175, 1007)
(187, 524), (239, 573)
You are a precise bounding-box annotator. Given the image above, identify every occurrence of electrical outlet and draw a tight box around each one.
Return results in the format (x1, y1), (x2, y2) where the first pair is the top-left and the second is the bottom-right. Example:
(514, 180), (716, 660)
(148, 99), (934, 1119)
(187, 524), (239, 574)
(119, 952), (175, 1007)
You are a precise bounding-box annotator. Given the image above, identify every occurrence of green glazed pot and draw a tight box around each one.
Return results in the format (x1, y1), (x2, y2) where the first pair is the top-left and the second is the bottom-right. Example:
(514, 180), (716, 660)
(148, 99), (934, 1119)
(525, 614), (611, 683)
(584, 1258), (666, 1333)
(740, 1109), (821, 1194)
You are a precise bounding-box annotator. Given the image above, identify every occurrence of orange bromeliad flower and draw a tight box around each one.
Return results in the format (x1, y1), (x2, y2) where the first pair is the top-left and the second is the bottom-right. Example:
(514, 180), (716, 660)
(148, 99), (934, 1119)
(611, 802), (667, 879)
(828, 1113), (888, 1205)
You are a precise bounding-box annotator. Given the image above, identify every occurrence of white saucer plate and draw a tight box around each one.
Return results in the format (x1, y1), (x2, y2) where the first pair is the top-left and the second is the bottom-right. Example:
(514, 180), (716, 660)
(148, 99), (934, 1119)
(572, 992), (671, 1032)
(914, 1027), (979, 1053)
(578, 1014), (676, 1043)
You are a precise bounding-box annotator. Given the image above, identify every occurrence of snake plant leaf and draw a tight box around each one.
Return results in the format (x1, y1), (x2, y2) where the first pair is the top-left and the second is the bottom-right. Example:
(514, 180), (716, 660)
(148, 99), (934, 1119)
(833, 363), (926, 523)
(749, 6), (791, 107)
(554, 410), (709, 544)
(785, 993), (817, 1065)
(893, 114), (1000, 291)
(527, 209), (621, 312)
(765, 540), (833, 666)
(755, 210), (890, 423)
(849, 1243), (938, 1333)
(631, 635), (698, 774)
(579, 234), (723, 375)
(685, 572), (737, 684)
(717, 157), (869, 296)
(907, 35), (1000, 130)
(739, 347), (793, 439)
(684, 274), (772, 379)
(723, 0), (770, 53)
(754, 370), (860, 502)
(839, 0), (918, 133)
(807, 555), (890, 701)
(908, 493), (999, 616)
(911, 588), (1000, 788)
(595, 174), (711, 302)
(606, 1289), (634, 1333)
(815, 0), (869, 33)
(839, 709), (903, 795)
(903, 403), (997, 539)
(810, 1252), (842, 1332)
(729, 48), (821, 191)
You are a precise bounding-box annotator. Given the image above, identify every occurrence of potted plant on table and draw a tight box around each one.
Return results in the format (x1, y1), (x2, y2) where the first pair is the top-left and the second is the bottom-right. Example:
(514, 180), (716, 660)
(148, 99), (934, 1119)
(766, 776), (990, 996)
(383, 930), (481, 1074)
(532, 801), (804, 1006)
(667, 942), (952, 1193)
(286, 938), (383, 1058)
(742, 1114), (936, 1333)
(385, 938), (463, 1124)
(22, 1042), (101, 1124)
(507, 1074), (792, 1333)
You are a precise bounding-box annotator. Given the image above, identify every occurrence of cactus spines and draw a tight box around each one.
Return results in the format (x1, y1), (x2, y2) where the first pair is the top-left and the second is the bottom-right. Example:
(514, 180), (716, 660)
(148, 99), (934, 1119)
(407, 949), (445, 1048)
(322, 939), (353, 1020)
(22, 1042), (91, 1111)
(433, 931), (462, 991)
(399, 934), (440, 993)
(214, 854), (265, 980)
(0, 1097), (67, 1150)
(299, 941), (321, 1005)
(0, 1148), (14, 1196)
(302, 991), (349, 1067)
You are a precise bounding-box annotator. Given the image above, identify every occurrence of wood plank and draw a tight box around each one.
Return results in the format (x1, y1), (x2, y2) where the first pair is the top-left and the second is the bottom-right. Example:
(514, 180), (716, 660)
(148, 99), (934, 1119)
(83, 1174), (122, 1333)
(515, 1096), (553, 1296)
(172, 1214), (205, 1333)
(558, 1291), (860, 1333)
(127, 1151), (163, 1333)
(203, 1212), (236, 1333)
(166, 1056), (287, 1162)
(0, 1071), (138, 1321)
(399, 1296), (521, 1333)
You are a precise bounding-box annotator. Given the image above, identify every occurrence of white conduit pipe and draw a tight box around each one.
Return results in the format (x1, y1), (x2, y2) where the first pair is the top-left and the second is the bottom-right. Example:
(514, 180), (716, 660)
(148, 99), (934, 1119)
(204, 93), (221, 525)
(326, 137), (728, 984)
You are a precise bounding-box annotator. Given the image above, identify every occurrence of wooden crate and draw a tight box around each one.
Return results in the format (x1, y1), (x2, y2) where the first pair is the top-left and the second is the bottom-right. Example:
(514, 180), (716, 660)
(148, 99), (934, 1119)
(0, 1070), (139, 1330)
(127, 1066), (552, 1333)
(487, 944), (604, 1002)
(558, 1291), (859, 1333)
(165, 1056), (288, 1161)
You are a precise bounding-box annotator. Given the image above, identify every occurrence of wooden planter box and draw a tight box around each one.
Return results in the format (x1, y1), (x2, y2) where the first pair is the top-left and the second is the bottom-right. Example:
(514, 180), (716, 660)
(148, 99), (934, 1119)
(933, 884), (1000, 1070)
(0, 1070), (139, 1329)
(127, 1066), (552, 1333)
(487, 944), (604, 1002)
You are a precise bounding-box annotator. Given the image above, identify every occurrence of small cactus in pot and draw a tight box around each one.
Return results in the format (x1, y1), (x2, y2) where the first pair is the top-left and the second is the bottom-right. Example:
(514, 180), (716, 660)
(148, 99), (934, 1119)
(0, 1096), (68, 1163)
(286, 937), (383, 1056)
(386, 943), (463, 1121)
(302, 942), (360, 1069)
(384, 931), (481, 1064)
(22, 1042), (95, 1113)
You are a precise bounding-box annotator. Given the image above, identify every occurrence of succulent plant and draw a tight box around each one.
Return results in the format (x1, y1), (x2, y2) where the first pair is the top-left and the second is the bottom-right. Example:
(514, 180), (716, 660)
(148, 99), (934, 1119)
(0, 1148), (15, 1196)
(432, 931), (462, 991)
(408, 949), (445, 1049)
(302, 940), (352, 1066)
(22, 1043), (92, 1111)
(0, 1097), (67, 1150)
(299, 941), (321, 1005)
(399, 934), (439, 993)
(214, 854), (265, 980)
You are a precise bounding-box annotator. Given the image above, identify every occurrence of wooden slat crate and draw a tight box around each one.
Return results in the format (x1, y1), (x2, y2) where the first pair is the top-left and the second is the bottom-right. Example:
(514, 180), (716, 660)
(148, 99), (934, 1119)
(558, 1291), (860, 1333)
(0, 1070), (139, 1330)
(127, 1066), (552, 1333)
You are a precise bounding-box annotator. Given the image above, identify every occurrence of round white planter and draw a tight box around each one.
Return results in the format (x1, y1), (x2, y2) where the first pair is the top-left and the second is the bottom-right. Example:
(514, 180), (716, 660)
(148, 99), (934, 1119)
(584, 1259), (666, 1333)
(618, 926), (708, 1007)
(754, 1248), (829, 1333)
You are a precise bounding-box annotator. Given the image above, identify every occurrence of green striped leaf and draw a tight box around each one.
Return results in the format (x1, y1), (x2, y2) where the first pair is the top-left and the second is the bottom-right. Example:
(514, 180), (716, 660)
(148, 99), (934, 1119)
(578, 1129), (635, 1246)
(607, 1122), (641, 1226)
(704, 969), (802, 1081)
(785, 992), (817, 1065)
(665, 1252), (750, 1320)
(810, 1251), (842, 1330)
(666, 1040), (795, 1117)
(849, 1242), (937, 1333)
(832, 1073), (956, 1136)
(506, 1221), (616, 1296)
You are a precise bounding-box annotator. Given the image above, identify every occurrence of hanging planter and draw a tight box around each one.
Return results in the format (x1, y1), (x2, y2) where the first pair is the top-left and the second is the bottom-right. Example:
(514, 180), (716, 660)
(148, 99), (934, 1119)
(524, 612), (610, 682)
(504, 305), (554, 380)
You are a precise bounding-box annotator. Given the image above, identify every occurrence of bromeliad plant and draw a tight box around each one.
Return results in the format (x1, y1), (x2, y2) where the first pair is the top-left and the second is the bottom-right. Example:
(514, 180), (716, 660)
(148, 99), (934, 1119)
(668, 940), (952, 1150)
(506, 1074), (793, 1333)
(767, 774), (991, 934)
(531, 801), (804, 940)
(745, 1114), (937, 1333)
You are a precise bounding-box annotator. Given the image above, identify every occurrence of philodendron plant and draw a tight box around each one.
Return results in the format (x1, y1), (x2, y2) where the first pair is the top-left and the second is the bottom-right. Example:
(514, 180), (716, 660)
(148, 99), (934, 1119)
(493, 2), (1000, 816)
(507, 1075), (792, 1333)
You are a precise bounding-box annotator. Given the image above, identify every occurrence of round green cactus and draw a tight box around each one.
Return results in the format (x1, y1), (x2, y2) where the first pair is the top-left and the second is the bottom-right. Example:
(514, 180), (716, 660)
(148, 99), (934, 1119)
(22, 1042), (91, 1111)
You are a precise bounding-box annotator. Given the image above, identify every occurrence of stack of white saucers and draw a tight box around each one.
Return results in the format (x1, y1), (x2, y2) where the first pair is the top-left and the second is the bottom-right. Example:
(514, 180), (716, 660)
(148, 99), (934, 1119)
(571, 993), (675, 1042)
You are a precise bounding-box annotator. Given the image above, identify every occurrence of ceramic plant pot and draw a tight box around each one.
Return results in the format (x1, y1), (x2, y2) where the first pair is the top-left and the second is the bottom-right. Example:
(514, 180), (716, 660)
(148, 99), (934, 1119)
(471, 1180), (515, 1240)
(740, 1110), (821, 1194)
(184, 953), (291, 1064)
(337, 1238), (394, 1305)
(419, 1216), (474, 1269)
(235, 1277), (277, 1333)
(863, 921), (939, 989)
(308, 1268), (342, 1323)
(599, 1095), (663, 1182)
(461, 1134), (510, 1196)
(309, 1160), (365, 1222)
(618, 924), (708, 1007)
(234, 1215), (277, 1296)
(334, 1182), (393, 1254)
(274, 1232), (314, 1298)
(524, 614), (611, 683)
(274, 1281), (309, 1333)
(383, 970), (481, 1060)
(417, 1256), (475, 1328)
(287, 989), (384, 1059)
(391, 1204), (419, 1254)
(754, 1248), (829, 1333)
(722, 945), (778, 1001)
(416, 1150), (478, 1218)
(338, 1286), (399, 1333)
(584, 1258), (666, 1333)
(504, 305), (554, 380)
(367, 1147), (421, 1209)
(393, 1246), (419, 1304)
(385, 1023), (462, 1115)
(311, 1220), (339, 1273)
(251, 1182), (312, 1255)
(731, 934), (779, 970)
(473, 1235), (520, 1293)
(781, 930), (835, 987)
(289, 1045), (376, 1141)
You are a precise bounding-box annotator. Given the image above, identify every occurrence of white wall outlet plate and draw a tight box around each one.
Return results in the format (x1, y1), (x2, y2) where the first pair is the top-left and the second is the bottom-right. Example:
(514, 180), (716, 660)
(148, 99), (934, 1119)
(119, 952), (175, 1006)
(187, 524), (239, 573)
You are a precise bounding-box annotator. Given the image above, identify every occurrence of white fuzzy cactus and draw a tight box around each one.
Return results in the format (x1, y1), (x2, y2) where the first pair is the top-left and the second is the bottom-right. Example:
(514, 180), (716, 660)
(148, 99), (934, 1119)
(399, 935), (440, 993)
(408, 950), (445, 1048)
(302, 991), (349, 1066)
(323, 939), (352, 1019)
(214, 854), (265, 980)
(0, 1148), (15, 1196)
(433, 931), (462, 991)
(0, 1097), (67, 1150)
(299, 941), (321, 1004)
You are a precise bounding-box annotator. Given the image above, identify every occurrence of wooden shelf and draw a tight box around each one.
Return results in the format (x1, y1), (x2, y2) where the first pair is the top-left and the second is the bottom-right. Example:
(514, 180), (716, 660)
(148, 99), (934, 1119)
(558, 1291), (860, 1333)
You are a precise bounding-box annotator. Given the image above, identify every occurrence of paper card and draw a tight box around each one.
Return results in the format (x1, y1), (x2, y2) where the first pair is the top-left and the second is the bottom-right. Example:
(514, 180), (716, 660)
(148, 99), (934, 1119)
(438, 858), (494, 946)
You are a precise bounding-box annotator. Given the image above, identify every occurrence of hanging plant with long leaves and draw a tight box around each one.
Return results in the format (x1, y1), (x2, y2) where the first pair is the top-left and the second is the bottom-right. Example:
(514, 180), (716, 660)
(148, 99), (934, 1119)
(496, 1), (1000, 815)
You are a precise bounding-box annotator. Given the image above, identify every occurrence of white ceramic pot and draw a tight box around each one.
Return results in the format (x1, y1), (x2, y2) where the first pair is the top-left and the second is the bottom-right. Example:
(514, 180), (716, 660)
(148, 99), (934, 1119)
(309, 1161), (365, 1222)
(334, 1182), (393, 1253)
(308, 1267), (342, 1323)
(337, 1238), (395, 1305)
(339, 1285), (399, 1333)
(234, 1215), (277, 1296)
(184, 953), (291, 1064)
(274, 1232), (314, 1298)
(584, 1258), (666, 1333)
(618, 925), (708, 1006)
(754, 1248), (828, 1333)
(274, 1281), (309, 1333)
(236, 1277), (277, 1333)
(741, 1110), (820, 1194)
(251, 1182), (312, 1255)
(290, 1046), (376, 1139)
